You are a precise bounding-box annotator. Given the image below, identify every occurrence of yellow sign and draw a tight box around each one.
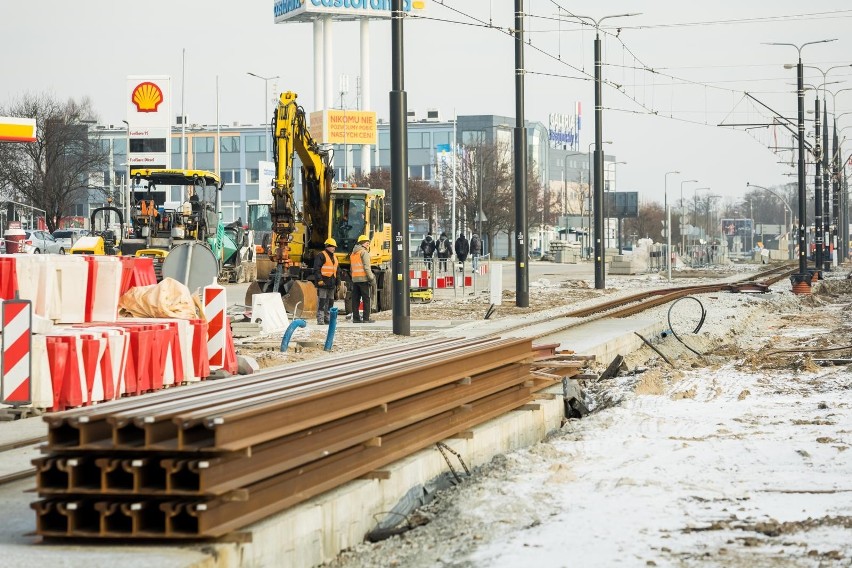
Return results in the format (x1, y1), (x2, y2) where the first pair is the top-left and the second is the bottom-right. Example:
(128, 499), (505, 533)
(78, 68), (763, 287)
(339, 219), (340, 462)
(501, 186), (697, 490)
(308, 110), (376, 145)
(0, 117), (36, 142)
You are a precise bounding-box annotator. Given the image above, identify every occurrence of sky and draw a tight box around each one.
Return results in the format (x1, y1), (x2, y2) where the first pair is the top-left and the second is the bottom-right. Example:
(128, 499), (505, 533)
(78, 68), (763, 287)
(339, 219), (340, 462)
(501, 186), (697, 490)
(2, 1), (852, 207)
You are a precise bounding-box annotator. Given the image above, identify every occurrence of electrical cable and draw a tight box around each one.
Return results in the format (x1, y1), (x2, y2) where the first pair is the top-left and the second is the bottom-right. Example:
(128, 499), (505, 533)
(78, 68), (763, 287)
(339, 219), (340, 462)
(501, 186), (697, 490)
(666, 296), (706, 357)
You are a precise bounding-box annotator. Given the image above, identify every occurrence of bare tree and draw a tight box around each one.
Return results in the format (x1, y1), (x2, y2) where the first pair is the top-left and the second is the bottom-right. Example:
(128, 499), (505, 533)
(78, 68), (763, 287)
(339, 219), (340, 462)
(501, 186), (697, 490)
(0, 93), (108, 232)
(349, 168), (443, 227)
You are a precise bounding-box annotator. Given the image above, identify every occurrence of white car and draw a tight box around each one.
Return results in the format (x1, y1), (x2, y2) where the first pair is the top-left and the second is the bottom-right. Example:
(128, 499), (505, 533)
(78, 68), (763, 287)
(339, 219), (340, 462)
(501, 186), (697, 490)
(24, 230), (66, 254)
(51, 228), (89, 251)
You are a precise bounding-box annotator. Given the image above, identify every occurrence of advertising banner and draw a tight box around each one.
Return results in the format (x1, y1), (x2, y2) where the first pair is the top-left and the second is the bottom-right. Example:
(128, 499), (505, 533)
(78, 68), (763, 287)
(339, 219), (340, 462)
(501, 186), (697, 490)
(308, 110), (376, 145)
(275, 0), (428, 24)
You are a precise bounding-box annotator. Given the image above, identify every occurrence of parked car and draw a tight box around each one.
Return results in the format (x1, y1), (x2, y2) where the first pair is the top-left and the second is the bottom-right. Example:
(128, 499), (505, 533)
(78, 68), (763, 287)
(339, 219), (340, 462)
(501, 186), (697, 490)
(24, 230), (66, 254)
(51, 228), (89, 251)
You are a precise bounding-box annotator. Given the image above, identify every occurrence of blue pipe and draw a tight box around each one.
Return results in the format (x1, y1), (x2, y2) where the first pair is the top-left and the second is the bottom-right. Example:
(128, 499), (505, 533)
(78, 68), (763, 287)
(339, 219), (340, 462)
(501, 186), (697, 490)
(280, 319), (306, 352)
(324, 307), (339, 352)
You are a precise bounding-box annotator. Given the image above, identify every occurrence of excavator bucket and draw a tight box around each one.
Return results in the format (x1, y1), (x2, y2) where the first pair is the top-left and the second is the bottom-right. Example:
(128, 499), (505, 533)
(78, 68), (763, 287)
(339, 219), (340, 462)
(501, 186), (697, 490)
(284, 280), (317, 318)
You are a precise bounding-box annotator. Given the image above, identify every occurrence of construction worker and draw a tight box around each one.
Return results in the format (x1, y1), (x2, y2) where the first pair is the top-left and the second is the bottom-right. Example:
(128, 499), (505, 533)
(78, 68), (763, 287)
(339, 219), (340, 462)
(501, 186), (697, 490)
(350, 234), (375, 323)
(313, 237), (339, 325)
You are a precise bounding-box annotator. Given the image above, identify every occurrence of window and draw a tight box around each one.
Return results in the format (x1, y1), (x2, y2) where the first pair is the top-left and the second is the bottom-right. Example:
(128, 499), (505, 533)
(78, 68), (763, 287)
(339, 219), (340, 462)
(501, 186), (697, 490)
(172, 138), (183, 154)
(193, 137), (214, 153)
(422, 165), (432, 180)
(129, 138), (167, 153)
(462, 130), (485, 146)
(247, 168), (259, 183)
(434, 131), (450, 146)
(220, 136), (240, 153)
(113, 138), (126, 154)
(378, 131), (390, 150)
(244, 135), (265, 153)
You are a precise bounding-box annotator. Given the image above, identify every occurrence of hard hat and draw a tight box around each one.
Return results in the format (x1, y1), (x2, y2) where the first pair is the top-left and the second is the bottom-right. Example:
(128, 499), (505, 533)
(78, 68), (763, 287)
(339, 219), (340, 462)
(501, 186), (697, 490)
(357, 235), (370, 243)
(324, 237), (337, 247)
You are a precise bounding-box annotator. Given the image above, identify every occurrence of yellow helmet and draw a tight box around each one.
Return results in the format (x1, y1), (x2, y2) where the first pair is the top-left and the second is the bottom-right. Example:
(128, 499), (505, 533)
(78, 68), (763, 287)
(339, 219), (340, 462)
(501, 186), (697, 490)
(357, 235), (370, 243)
(324, 237), (337, 247)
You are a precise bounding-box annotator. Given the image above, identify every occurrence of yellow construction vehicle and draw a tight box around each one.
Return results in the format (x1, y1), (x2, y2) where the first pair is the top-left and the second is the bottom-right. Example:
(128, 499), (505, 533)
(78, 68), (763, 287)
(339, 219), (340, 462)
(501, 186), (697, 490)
(247, 91), (392, 315)
(70, 204), (125, 255)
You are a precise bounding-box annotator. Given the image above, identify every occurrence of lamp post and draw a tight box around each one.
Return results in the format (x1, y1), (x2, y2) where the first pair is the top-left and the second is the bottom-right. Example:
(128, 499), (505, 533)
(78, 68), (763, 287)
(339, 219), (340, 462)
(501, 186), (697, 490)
(766, 39), (837, 290)
(587, 140), (611, 259)
(664, 170), (680, 280)
(569, 12), (640, 289)
(247, 72), (280, 162)
(747, 182), (795, 259)
(679, 179), (698, 255)
(121, 120), (131, 228)
(790, 64), (852, 268)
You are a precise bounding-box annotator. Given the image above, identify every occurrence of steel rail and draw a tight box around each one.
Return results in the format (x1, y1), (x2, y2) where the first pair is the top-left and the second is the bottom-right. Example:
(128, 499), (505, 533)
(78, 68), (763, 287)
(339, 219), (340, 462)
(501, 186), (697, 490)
(34, 363), (534, 497)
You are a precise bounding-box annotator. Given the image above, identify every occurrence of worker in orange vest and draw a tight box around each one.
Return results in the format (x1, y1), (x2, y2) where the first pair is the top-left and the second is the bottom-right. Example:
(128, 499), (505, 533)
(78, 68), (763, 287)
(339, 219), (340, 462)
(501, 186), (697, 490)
(313, 237), (339, 325)
(349, 235), (375, 323)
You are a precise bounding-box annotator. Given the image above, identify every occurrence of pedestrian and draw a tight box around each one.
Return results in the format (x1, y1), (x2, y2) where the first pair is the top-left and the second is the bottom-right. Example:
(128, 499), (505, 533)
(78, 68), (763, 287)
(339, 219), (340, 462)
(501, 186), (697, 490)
(455, 233), (469, 267)
(312, 237), (338, 325)
(470, 232), (482, 269)
(419, 232), (436, 269)
(436, 232), (453, 271)
(349, 234), (375, 323)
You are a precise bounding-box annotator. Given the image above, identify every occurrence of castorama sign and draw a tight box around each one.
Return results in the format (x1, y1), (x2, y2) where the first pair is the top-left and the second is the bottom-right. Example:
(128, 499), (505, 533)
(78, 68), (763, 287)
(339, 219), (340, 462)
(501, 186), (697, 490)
(274, 0), (427, 23)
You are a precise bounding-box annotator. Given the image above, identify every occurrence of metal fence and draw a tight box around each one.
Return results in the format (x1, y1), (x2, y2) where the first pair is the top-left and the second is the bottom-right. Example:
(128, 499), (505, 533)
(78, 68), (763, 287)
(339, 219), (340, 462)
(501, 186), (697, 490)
(409, 254), (491, 301)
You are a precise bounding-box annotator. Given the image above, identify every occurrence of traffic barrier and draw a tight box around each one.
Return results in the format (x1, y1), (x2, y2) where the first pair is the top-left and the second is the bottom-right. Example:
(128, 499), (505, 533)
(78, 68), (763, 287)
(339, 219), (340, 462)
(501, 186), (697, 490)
(55, 257), (88, 324)
(1, 299), (32, 405)
(85, 257), (122, 322)
(119, 257), (157, 296)
(203, 283), (227, 369)
(190, 319), (211, 380)
(0, 257), (19, 300)
(222, 322), (238, 375)
(250, 292), (289, 334)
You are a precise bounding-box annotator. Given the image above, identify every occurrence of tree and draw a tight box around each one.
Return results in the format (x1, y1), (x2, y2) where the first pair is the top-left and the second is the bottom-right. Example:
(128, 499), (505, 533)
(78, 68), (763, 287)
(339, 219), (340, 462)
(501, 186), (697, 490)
(349, 168), (443, 228)
(0, 93), (108, 232)
(449, 140), (513, 257)
(623, 199), (664, 243)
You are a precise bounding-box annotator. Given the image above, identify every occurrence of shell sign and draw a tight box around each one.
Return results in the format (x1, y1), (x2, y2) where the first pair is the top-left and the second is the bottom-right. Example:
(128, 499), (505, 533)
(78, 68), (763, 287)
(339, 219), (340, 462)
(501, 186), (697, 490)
(131, 81), (164, 113)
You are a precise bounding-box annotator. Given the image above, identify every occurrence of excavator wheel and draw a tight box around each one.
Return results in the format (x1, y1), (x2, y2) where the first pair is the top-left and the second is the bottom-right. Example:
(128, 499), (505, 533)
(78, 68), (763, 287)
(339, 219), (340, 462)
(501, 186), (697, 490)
(284, 280), (318, 318)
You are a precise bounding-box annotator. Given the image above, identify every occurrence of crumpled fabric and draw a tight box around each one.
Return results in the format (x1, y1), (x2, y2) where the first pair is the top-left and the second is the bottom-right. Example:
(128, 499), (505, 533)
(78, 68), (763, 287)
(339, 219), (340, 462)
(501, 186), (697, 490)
(118, 277), (201, 320)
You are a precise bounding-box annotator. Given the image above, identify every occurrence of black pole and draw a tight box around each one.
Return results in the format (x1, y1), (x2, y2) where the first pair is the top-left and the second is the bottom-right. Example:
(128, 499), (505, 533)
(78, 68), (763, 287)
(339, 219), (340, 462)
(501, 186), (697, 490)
(823, 102), (831, 271)
(834, 120), (843, 261)
(593, 32), (605, 289)
(514, 0), (529, 307)
(791, 58), (810, 287)
(814, 97), (823, 271)
(390, 0), (410, 336)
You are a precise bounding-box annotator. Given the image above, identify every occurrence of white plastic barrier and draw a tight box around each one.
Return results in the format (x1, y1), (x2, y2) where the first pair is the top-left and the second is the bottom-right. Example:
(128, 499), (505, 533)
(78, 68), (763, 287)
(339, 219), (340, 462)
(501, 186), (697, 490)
(251, 292), (289, 334)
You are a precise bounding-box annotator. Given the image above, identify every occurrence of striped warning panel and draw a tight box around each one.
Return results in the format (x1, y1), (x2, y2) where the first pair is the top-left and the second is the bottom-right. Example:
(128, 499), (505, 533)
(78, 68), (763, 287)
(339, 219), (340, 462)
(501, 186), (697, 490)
(2, 299), (32, 405)
(203, 284), (227, 368)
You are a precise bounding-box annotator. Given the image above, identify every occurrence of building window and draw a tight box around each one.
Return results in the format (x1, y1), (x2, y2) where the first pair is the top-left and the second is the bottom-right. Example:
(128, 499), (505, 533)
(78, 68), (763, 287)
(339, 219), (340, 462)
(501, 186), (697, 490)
(172, 138), (183, 155)
(244, 135), (266, 153)
(113, 138), (126, 154)
(129, 138), (167, 153)
(434, 131), (450, 146)
(220, 136), (240, 153)
(378, 131), (390, 150)
(462, 130), (485, 146)
(193, 137), (214, 153)
(247, 168), (259, 183)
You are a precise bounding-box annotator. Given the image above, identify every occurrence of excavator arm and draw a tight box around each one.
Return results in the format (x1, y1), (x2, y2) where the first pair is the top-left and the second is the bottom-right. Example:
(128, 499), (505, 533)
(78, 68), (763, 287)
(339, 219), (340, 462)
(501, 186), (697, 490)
(271, 91), (334, 270)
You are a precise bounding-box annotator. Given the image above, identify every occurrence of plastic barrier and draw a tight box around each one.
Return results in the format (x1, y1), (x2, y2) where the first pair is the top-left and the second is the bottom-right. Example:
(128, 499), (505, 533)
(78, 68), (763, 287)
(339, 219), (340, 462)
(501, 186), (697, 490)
(1, 299), (32, 405)
(119, 257), (157, 296)
(0, 257), (19, 300)
(203, 283), (226, 368)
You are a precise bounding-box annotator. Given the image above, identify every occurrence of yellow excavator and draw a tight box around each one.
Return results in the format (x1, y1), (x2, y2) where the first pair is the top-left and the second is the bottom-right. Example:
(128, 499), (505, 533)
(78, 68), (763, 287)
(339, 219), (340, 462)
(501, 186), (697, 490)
(246, 91), (392, 315)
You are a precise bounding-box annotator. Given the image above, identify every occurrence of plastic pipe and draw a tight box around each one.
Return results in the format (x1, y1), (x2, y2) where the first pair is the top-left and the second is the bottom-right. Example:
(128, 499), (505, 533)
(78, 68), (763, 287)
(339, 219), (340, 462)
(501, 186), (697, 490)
(324, 307), (339, 352)
(280, 319), (306, 352)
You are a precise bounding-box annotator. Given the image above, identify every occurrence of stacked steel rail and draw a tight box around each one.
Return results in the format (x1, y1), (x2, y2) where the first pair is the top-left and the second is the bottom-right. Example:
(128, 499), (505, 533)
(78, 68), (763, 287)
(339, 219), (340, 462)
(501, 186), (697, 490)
(32, 336), (565, 539)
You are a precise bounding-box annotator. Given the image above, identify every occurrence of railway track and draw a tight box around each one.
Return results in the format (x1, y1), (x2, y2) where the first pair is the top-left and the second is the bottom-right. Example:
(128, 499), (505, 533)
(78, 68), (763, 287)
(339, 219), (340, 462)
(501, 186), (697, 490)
(2, 263), (799, 536)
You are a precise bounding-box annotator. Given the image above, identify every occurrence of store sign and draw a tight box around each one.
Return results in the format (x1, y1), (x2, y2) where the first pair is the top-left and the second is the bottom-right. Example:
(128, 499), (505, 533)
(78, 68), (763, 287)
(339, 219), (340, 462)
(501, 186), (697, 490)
(275, 0), (427, 23)
(548, 106), (580, 150)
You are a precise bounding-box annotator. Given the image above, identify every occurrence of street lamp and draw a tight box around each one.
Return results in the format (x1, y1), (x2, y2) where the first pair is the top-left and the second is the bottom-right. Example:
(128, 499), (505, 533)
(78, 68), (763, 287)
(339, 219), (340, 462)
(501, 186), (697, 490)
(247, 72), (280, 162)
(604, 161), (626, 192)
(567, 11), (640, 289)
(664, 170), (680, 280)
(747, 182), (795, 260)
(121, 120), (131, 229)
(605, 161), (627, 252)
(766, 39), (837, 289)
(679, 179), (697, 254)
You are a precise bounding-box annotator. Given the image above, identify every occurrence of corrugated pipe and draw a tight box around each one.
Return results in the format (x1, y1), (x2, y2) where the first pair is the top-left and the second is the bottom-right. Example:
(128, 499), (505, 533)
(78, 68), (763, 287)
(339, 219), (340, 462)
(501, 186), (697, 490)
(280, 319), (306, 352)
(324, 307), (339, 352)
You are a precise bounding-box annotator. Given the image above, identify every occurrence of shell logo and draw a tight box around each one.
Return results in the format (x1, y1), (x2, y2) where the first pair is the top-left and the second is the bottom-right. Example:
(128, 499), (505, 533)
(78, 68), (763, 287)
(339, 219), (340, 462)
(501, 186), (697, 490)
(412, 1), (425, 7)
(131, 81), (164, 113)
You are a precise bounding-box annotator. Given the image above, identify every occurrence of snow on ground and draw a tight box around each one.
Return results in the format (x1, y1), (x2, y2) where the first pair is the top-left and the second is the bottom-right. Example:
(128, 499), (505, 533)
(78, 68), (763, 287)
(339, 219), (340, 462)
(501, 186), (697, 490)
(324, 269), (852, 568)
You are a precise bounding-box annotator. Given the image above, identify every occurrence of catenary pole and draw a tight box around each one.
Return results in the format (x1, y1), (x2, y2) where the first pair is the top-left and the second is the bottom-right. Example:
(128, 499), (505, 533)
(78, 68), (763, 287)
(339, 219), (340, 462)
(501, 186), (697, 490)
(514, 0), (529, 307)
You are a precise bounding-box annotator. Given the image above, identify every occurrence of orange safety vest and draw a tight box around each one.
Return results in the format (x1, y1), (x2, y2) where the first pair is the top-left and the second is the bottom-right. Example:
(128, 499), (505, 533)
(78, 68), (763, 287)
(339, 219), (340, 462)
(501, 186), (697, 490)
(320, 249), (338, 277)
(350, 249), (367, 278)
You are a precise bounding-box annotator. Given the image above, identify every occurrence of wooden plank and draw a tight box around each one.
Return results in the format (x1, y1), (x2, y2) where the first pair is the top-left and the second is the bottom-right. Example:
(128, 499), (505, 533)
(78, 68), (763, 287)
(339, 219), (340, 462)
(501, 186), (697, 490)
(359, 470), (391, 480)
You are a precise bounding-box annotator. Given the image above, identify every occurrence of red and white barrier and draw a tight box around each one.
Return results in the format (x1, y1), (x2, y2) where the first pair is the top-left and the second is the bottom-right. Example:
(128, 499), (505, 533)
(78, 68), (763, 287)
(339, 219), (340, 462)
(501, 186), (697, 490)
(203, 283), (226, 369)
(2, 299), (32, 405)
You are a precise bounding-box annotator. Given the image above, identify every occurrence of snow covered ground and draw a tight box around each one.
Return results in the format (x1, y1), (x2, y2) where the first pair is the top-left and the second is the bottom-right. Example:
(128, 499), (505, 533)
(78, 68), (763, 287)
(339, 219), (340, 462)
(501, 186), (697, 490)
(326, 274), (852, 568)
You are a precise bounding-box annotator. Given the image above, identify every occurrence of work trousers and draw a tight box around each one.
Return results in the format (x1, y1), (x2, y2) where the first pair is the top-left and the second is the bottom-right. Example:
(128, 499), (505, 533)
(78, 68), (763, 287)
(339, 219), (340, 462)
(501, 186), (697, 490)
(351, 281), (373, 322)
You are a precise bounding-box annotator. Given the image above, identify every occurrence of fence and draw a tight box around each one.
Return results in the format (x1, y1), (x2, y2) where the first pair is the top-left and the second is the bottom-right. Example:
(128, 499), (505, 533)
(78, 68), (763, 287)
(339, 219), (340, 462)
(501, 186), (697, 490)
(409, 254), (491, 301)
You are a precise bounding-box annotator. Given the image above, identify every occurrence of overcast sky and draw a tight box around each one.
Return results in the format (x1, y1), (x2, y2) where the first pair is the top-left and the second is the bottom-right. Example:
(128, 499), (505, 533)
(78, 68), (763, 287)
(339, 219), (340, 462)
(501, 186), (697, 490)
(2, 1), (852, 207)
